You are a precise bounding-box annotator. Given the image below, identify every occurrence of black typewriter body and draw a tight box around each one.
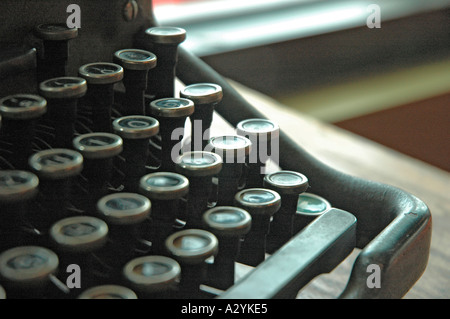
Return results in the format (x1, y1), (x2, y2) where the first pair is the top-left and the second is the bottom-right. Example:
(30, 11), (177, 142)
(0, 0), (431, 299)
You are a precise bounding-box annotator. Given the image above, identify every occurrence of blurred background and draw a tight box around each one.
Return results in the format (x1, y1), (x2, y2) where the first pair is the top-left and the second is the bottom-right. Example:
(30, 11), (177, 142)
(153, 0), (450, 172)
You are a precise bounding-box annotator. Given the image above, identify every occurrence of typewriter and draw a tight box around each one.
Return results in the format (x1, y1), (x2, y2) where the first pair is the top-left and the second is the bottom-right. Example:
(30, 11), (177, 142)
(0, 0), (431, 299)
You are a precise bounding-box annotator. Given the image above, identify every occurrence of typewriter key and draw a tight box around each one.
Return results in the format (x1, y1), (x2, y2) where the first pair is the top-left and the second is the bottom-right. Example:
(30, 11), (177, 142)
(73, 132), (123, 209)
(139, 172), (189, 254)
(0, 94), (47, 169)
(236, 118), (280, 188)
(50, 216), (108, 253)
(175, 151), (222, 228)
(96, 192), (151, 273)
(123, 255), (181, 298)
(114, 49), (157, 115)
(149, 97), (194, 171)
(180, 83), (223, 151)
(207, 135), (252, 206)
(34, 23), (78, 82)
(39, 77), (87, 148)
(113, 115), (159, 192)
(78, 62), (124, 132)
(0, 170), (40, 250)
(294, 192), (331, 234)
(77, 285), (138, 299)
(165, 229), (218, 297)
(264, 171), (309, 253)
(0, 246), (59, 298)
(28, 148), (83, 229)
(145, 26), (186, 100)
(97, 192), (151, 226)
(202, 206), (252, 290)
(50, 216), (109, 291)
(234, 188), (281, 266)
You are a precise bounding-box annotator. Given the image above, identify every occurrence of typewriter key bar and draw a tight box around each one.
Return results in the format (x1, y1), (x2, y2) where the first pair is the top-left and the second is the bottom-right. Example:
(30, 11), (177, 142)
(0, 94), (47, 169)
(144, 26), (187, 101)
(0, 170), (40, 251)
(149, 98), (194, 172)
(34, 23), (78, 82)
(123, 255), (181, 299)
(78, 62), (124, 133)
(114, 49), (157, 116)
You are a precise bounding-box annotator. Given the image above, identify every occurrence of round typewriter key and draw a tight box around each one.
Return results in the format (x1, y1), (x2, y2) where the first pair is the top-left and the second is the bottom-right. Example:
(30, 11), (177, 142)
(78, 62), (124, 85)
(78, 285), (138, 299)
(29, 148), (83, 180)
(39, 77), (87, 148)
(203, 207), (252, 237)
(97, 192), (151, 226)
(39, 76), (87, 100)
(165, 229), (218, 297)
(113, 115), (159, 192)
(123, 255), (181, 298)
(79, 62), (124, 132)
(0, 246), (59, 298)
(96, 192), (151, 273)
(0, 170), (40, 250)
(234, 188), (281, 266)
(34, 23), (78, 81)
(0, 170), (39, 203)
(207, 135), (252, 206)
(149, 98), (194, 171)
(114, 49), (157, 115)
(73, 132), (123, 206)
(181, 83), (223, 105)
(208, 135), (252, 160)
(145, 26), (187, 45)
(0, 94), (47, 120)
(149, 97), (194, 118)
(264, 171), (309, 253)
(73, 132), (123, 160)
(34, 23), (78, 41)
(50, 216), (109, 291)
(0, 94), (47, 169)
(175, 151), (223, 177)
(264, 170), (309, 195)
(237, 118), (280, 188)
(180, 83), (223, 151)
(139, 172), (189, 254)
(175, 151), (222, 228)
(145, 26), (186, 100)
(114, 49), (157, 71)
(139, 172), (189, 201)
(113, 115), (159, 139)
(294, 192), (331, 234)
(203, 206), (251, 289)
(29, 148), (83, 228)
(50, 216), (108, 253)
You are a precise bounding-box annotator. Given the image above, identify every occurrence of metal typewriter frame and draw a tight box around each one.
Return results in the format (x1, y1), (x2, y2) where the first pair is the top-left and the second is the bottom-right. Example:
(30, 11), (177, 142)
(0, 0), (431, 299)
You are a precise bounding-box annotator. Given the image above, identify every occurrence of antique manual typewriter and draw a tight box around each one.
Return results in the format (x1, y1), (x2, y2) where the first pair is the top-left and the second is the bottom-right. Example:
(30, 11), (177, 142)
(0, 0), (431, 299)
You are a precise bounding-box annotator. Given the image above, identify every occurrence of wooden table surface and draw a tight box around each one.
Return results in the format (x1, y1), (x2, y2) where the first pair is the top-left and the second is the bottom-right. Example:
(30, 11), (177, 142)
(211, 81), (450, 299)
